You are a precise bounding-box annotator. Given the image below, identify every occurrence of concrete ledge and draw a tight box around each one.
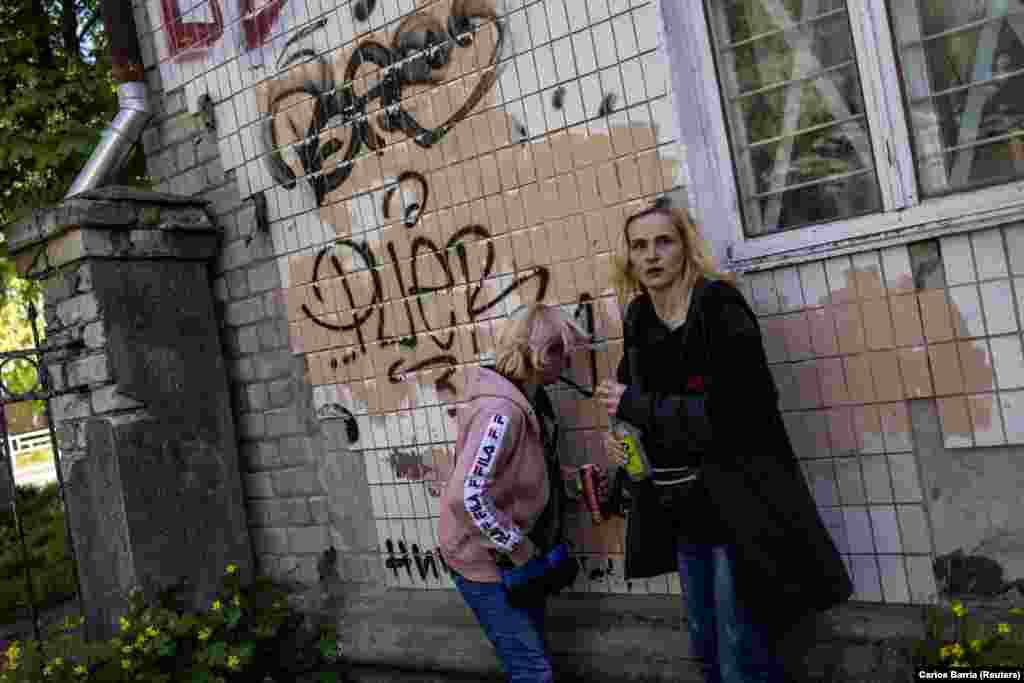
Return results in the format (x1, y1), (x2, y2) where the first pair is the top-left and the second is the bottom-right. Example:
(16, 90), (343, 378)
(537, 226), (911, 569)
(319, 583), (932, 682)
(333, 584), (703, 682)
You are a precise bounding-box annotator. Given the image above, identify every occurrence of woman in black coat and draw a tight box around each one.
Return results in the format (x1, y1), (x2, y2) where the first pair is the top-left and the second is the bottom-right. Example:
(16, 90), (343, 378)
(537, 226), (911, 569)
(596, 199), (852, 683)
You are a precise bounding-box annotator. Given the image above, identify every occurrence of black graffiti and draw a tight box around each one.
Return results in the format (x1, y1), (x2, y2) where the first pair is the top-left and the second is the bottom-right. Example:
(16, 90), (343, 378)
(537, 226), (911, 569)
(303, 217), (549, 394)
(352, 0), (376, 22)
(597, 93), (617, 118)
(264, 1), (505, 204)
(384, 539), (452, 581)
(552, 86), (565, 110)
(383, 170), (429, 228)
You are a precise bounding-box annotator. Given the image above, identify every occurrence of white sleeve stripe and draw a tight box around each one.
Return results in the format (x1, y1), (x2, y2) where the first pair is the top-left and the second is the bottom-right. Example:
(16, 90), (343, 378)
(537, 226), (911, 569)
(463, 413), (523, 552)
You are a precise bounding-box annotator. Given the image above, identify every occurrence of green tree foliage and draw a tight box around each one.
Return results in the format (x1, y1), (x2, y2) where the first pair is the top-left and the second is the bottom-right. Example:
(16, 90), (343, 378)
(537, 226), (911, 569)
(0, 0), (150, 293)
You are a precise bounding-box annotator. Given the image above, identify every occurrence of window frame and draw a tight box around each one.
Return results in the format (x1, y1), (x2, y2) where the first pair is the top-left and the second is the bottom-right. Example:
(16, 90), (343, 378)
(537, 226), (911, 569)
(657, 0), (1024, 270)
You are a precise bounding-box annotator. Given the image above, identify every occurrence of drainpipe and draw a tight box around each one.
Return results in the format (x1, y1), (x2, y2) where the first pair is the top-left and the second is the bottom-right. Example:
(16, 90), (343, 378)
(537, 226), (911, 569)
(65, 0), (153, 198)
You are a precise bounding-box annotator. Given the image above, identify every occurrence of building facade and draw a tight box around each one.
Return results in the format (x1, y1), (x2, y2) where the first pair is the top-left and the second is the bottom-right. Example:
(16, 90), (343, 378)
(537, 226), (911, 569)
(127, 0), (1024, 675)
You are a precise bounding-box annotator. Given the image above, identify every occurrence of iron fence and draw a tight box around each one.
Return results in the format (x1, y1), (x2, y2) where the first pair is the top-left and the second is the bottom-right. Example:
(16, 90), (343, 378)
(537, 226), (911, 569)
(0, 301), (85, 643)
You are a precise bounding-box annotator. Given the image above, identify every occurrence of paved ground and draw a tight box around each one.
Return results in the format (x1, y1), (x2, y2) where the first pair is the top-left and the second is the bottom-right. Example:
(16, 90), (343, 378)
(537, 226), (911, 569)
(11, 460), (57, 489)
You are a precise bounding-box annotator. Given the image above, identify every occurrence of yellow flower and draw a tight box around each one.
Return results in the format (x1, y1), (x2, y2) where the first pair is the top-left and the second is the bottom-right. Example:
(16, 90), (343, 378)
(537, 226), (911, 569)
(227, 655), (240, 670)
(232, 595), (241, 607)
(119, 616), (131, 631)
(121, 659), (131, 670)
(940, 645), (953, 659)
(53, 658), (63, 667)
(198, 627), (212, 642)
(121, 645), (133, 655)
(951, 643), (964, 658)
(212, 600), (222, 611)
(952, 600), (966, 617)
(998, 623), (1012, 634)
(146, 626), (160, 637)
(74, 665), (87, 675)
(1010, 607), (1024, 616)
(6, 641), (20, 662)
(970, 639), (983, 652)
(43, 664), (53, 676)
(226, 564), (238, 575)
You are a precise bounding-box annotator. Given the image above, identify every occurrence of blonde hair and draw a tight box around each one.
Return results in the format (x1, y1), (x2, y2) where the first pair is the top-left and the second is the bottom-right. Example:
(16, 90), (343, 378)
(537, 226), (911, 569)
(494, 304), (587, 383)
(611, 204), (734, 308)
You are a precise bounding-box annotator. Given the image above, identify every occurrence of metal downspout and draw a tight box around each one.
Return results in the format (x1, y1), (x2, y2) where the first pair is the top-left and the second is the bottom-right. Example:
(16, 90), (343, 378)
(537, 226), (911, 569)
(65, 0), (152, 198)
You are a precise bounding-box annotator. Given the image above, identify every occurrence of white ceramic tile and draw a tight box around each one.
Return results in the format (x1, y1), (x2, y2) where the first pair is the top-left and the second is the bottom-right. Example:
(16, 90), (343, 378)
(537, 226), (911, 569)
(850, 555), (883, 602)
(526, 1), (551, 46)
(599, 66), (625, 111)
(579, 73), (603, 119)
(612, 13), (640, 61)
(588, 0), (611, 23)
(906, 555), (939, 604)
(572, 30), (598, 76)
(774, 266), (805, 312)
(803, 461), (839, 507)
(516, 53), (539, 95)
(888, 452), (923, 503)
(990, 335), (1024, 389)
(1006, 223), (1024, 276)
(523, 93), (547, 137)
(896, 504), (932, 554)
(969, 393), (1007, 447)
(852, 251), (884, 297)
(843, 506), (875, 553)
(879, 555), (911, 604)
(949, 284), (985, 337)
(862, 456), (892, 504)
(592, 20), (618, 69)
(799, 261), (830, 307)
(499, 65), (522, 104)
(566, 0), (591, 32)
(999, 389), (1024, 443)
(825, 255), (855, 301)
(620, 57), (647, 107)
(870, 505), (903, 553)
(634, 3), (659, 53)
(641, 50), (667, 98)
(750, 270), (781, 315)
(972, 228), (1010, 280)
(981, 280), (1019, 335)
(552, 36), (577, 82)
(941, 233), (977, 285)
(535, 45), (558, 91)
(507, 10), (530, 55)
(836, 458), (867, 506)
(818, 507), (848, 553)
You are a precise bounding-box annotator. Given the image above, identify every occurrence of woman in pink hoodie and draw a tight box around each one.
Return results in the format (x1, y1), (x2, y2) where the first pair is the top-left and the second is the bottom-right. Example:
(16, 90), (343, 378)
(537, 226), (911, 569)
(439, 303), (586, 683)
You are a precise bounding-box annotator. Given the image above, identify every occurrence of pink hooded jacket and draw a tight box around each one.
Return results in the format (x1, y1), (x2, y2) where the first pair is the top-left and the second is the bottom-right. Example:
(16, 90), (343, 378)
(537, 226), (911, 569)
(438, 366), (550, 583)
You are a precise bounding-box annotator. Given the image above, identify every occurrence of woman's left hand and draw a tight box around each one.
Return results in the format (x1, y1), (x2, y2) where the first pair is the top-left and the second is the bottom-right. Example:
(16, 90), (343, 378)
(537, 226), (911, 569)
(596, 380), (626, 417)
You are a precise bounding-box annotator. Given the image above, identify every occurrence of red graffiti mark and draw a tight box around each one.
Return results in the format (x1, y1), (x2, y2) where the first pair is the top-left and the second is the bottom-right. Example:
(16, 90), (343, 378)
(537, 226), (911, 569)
(160, 0), (224, 60)
(240, 0), (287, 50)
(159, 0), (286, 60)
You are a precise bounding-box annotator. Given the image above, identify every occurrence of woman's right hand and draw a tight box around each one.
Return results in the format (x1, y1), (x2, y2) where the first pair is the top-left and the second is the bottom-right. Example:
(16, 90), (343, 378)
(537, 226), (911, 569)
(604, 430), (628, 468)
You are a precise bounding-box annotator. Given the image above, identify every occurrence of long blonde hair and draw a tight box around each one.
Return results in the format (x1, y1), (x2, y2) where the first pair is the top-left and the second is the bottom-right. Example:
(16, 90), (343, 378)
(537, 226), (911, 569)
(494, 304), (588, 383)
(611, 202), (734, 308)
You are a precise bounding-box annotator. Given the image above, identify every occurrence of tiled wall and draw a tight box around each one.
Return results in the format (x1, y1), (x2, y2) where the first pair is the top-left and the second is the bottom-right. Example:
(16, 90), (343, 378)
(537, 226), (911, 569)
(740, 224), (1024, 603)
(135, 0), (1023, 603)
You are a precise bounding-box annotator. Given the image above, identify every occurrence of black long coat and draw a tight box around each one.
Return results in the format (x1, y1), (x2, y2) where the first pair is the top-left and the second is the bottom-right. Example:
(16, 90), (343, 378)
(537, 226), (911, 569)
(615, 278), (853, 630)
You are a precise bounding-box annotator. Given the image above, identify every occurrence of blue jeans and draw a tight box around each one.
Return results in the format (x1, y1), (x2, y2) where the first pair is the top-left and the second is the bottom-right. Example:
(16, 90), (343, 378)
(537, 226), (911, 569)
(453, 573), (553, 683)
(677, 543), (789, 683)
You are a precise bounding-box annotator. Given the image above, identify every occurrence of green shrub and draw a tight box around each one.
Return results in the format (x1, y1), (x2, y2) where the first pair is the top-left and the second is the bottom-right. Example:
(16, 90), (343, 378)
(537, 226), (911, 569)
(913, 599), (1024, 668)
(0, 564), (343, 682)
(0, 484), (77, 623)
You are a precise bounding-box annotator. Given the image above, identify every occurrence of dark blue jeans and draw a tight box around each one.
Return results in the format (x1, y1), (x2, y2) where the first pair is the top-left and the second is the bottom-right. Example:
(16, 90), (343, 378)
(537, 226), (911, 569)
(453, 573), (553, 683)
(677, 543), (789, 683)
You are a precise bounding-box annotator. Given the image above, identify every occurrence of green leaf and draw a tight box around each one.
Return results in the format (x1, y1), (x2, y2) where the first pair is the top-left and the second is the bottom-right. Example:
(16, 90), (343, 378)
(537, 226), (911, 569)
(318, 638), (337, 659)
(157, 638), (177, 657)
(238, 641), (255, 660)
(191, 671), (213, 683)
(225, 606), (242, 628)
(317, 673), (340, 683)
(207, 640), (227, 662)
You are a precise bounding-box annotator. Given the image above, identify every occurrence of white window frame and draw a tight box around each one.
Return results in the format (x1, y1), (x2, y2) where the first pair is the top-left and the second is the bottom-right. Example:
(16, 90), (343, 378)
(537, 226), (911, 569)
(657, 0), (1024, 270)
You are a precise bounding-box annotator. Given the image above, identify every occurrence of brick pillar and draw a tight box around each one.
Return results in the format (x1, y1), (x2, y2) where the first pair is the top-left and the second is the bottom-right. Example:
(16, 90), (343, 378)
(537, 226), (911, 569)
(5, 186), (253, 639)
